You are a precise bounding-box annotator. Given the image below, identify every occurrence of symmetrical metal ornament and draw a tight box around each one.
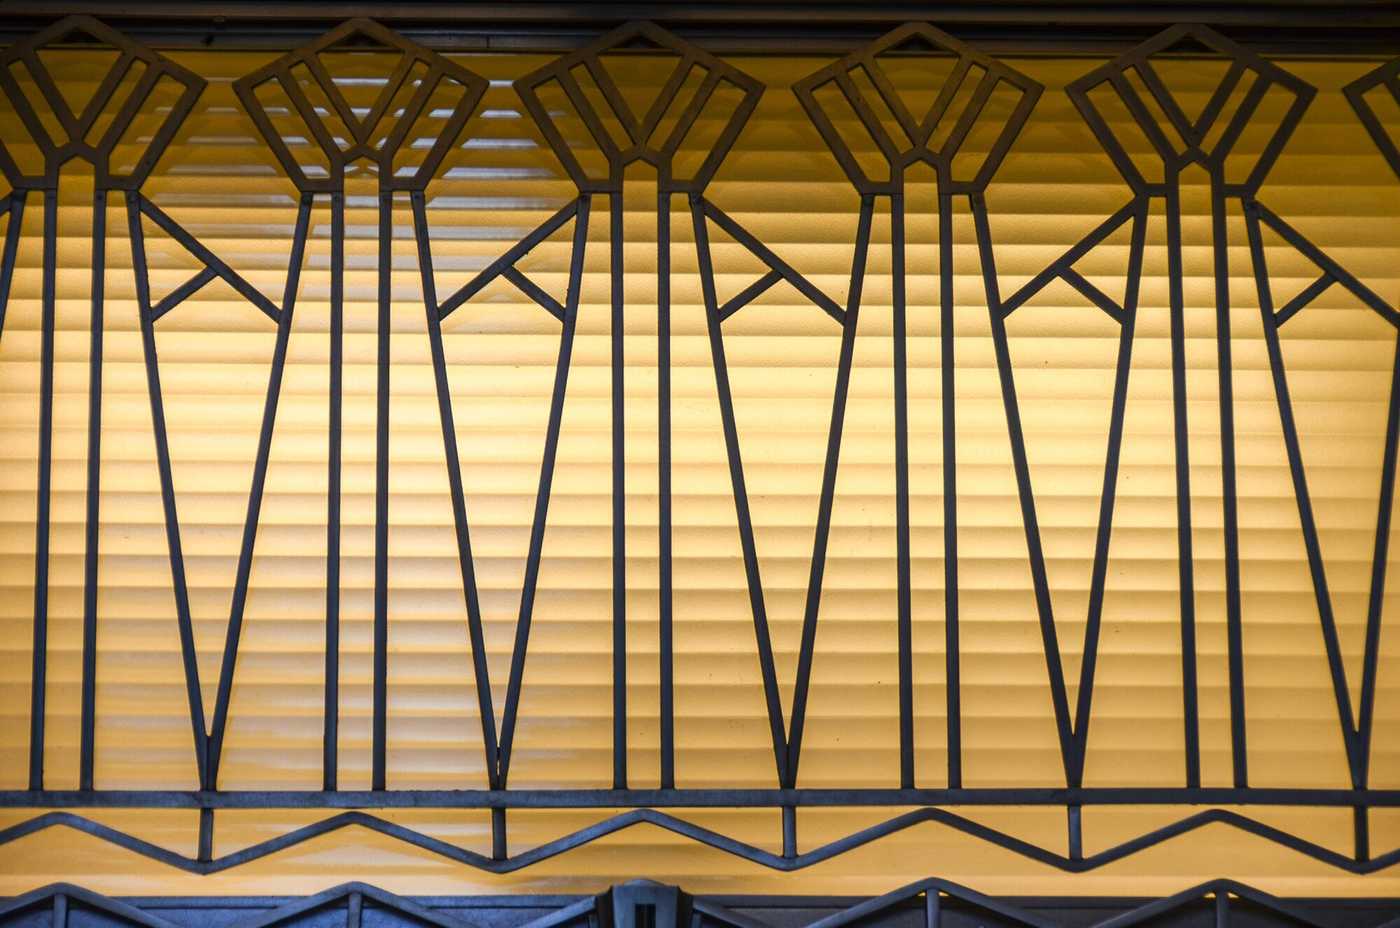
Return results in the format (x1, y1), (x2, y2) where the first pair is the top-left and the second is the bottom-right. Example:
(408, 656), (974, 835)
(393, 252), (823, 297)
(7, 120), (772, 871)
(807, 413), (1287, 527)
(4, 877), (1393, 928)
(791, 25), (1044, 794)
(226, 20), (491, 800)
(1, 13), (1399, 885)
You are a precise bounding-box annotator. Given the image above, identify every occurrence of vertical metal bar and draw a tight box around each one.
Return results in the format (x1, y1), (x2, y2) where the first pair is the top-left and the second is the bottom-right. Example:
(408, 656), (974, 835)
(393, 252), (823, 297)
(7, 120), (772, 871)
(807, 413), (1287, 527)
(1067, 804), (1083, 861)
(198, 807), (214, 863)
(1355, 805), (1370, 864)
(892, 190), (915, 790)
(658, 189), (675, 790)
(79, 187), (106, 791)
(325, 191), (343, 792)
(346, 890), (363, 928)
(1214, 888), (1229, 928)
(611, 190), (628, 790)
(491, 807), (507, 861)
(128, 191), (210, 789)
(1212, 175), (1247, 788)
(938, 179), (961, 789)
(1166, 170), (1201, 788)
(373, 189), (392, 792)
(782, 805), (797, 859)
(52, 892), (67, 928)
(924, 890), (940, 928)
(29, 186), (57, 792)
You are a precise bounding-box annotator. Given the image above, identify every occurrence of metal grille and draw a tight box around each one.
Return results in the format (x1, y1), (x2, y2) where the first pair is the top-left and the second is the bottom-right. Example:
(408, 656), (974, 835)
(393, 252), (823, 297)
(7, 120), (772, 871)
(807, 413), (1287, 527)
(4, 878), (1400, 928)
(1, 13), (1399, 879)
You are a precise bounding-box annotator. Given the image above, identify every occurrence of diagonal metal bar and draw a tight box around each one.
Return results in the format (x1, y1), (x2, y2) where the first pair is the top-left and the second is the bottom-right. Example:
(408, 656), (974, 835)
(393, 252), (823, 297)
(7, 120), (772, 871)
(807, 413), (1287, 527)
(1000, 201), (1139, 318)
(1244, 201), (1365, 789)
(1057, 267), (1124, 325)
(1254, 202), (1400, 327)
(497, 197), (592, 786)
(784, 194), (876, 788)
(127, 189), (210, 789)
(501, 265), (566, 322)
(136, 196), (281, 322)
(693, 193), (789, 785)
(437, 200), (580, 320)
(0, 191), (24, 341)
(718, 269), (782, 322)
(700, 199), (846, 325)
(205, 193), (314, 788)
(4, 803), (1398, 876)
(1065, 200), (1148, 785)
(412, 189), (503, 788)
(149, 266), (218, 323)
(1358, 332), (1400, 789)
(970, 193), (1077, 780)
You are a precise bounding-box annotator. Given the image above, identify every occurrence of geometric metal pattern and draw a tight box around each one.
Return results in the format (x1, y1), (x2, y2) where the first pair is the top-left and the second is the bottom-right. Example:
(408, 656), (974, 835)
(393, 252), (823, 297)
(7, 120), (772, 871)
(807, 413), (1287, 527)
(5, 879), (1400, 928)
(2, 14), (1399, 882)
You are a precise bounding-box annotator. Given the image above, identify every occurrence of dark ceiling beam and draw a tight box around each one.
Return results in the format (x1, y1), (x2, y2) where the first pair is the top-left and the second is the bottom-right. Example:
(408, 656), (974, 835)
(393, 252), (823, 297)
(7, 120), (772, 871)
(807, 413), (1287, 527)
(0, 2), (1396, 55)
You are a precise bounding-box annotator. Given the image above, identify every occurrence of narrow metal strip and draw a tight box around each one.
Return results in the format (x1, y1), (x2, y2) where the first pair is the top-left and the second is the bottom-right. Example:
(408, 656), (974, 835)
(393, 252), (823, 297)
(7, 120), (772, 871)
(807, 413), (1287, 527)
(325, 191), (343, 791)
(610, 191), (628, 790)
(373, 190), (392, 791)
(28, 187), (57, 792)
(78, 187), (107, 790)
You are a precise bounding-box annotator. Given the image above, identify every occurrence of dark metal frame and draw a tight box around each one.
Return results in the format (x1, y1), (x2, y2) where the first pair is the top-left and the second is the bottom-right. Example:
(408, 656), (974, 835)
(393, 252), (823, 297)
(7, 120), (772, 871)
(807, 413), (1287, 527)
(2, 12), (1400, 882)
(5, 878), (1400, 928)
(3, 2), (1400, 57)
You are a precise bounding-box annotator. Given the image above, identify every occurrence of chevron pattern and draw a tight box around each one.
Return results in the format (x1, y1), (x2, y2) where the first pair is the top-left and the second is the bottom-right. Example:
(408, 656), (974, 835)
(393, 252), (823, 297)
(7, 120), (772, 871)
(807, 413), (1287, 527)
(3, 878), (1399, 928)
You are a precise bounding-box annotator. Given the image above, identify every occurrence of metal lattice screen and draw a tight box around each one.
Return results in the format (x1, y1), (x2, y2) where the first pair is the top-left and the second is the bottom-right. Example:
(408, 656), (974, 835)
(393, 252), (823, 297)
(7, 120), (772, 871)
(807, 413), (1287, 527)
(0, 13), (1399, 898)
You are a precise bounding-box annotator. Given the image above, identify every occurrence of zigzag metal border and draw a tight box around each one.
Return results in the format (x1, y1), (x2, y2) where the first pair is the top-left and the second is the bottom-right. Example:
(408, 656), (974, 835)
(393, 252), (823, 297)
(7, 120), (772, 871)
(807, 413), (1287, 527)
(2, 807), (1399, 876)
(2, 878), (1397, 928)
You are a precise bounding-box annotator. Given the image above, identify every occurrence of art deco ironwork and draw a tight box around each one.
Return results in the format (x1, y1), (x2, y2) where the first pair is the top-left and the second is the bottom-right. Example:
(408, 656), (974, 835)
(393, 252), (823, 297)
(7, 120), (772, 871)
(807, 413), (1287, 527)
(5, 877), (1397, 928)
(1, 13), (1399, 882)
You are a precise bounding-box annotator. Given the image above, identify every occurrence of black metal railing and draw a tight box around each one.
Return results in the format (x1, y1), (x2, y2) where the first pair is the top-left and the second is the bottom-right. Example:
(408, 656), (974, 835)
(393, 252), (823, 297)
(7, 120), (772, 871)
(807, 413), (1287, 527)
(1, 12), (1399, 878)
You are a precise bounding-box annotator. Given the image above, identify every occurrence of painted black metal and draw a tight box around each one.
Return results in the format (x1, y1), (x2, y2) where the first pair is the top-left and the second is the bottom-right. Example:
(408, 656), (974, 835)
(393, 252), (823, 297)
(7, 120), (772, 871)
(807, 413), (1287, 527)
(4, 879), (1400, 928)
(1, 11), (1400, 886)
(5, 2), (1400, 58)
